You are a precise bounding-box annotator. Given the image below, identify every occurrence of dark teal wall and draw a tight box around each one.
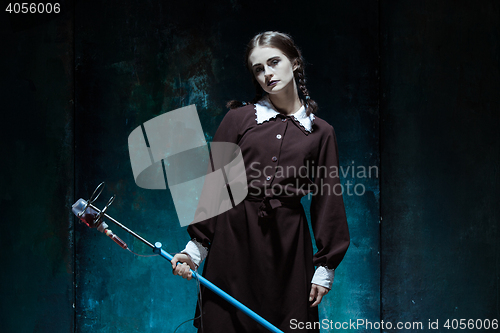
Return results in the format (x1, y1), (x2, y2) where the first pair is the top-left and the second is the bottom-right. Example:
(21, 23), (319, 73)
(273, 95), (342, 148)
(380, 1), (500, 330)
(0, 1), (498, 332)
(0, 3), (75, 332)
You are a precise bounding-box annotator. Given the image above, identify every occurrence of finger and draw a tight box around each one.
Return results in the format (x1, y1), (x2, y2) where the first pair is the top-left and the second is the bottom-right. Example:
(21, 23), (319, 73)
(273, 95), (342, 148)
(309, 285), (317, 302)
(178, 263), (187, 276)
(184, 264), (193, 279)
(311, 293), (323, 307)
(180, 263), (191, 277)
(171, 256), (178, 270)
(173, 262), (184, 276)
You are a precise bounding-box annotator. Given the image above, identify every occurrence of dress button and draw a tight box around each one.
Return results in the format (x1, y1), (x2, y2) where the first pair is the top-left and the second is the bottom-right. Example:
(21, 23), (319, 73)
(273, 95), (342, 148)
(266, 176), (271, 181)
(282, 118), (287, 122)
(276, 134), (282, 139)
(272, 156), (277, 162)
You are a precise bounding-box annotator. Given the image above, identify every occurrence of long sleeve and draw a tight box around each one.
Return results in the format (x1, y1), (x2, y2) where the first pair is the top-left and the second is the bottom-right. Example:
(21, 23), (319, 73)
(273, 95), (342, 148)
(310, 125), (350, 272)
(186, 108), (242, 249)
(181, 239), (209, 268)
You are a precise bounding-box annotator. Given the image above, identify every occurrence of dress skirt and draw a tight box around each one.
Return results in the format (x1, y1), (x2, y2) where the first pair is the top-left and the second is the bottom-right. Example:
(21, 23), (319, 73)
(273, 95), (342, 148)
(191, 198), (320, 333)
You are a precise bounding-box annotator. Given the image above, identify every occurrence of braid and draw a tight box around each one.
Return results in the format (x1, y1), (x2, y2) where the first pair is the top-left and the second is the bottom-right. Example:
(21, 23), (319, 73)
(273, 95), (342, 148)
(226, 100), (247, 109)
(295, 63), (318, 115)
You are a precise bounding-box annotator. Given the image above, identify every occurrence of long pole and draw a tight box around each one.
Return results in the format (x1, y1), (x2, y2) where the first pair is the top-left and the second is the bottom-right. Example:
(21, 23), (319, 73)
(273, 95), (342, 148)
(86, 203), (284, 333)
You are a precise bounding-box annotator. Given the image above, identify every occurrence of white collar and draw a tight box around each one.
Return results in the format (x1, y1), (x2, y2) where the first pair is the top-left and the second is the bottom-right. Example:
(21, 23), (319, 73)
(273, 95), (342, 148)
(254, 95), (315, 133)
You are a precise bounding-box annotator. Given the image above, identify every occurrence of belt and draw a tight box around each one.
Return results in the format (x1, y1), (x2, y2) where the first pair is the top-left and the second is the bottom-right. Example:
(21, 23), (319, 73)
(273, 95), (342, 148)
(246, 195), (302, 219)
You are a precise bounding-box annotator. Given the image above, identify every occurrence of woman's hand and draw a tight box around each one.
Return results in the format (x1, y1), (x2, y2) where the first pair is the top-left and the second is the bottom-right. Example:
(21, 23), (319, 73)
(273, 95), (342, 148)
(171, 253), (196, 280)
(309, 283), (330, 307)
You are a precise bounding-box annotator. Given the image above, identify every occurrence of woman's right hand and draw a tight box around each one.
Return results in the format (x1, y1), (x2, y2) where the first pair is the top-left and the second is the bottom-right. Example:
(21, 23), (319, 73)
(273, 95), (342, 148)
(171, 253), (196, 280)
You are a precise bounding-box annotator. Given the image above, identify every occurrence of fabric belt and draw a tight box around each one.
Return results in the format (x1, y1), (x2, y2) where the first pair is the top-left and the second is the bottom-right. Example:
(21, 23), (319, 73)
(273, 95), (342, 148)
(245, 195), (302, 219)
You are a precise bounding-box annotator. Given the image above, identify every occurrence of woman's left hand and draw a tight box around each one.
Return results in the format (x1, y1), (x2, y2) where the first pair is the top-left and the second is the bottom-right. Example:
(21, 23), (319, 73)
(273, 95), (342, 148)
(309, 284), (330, 307)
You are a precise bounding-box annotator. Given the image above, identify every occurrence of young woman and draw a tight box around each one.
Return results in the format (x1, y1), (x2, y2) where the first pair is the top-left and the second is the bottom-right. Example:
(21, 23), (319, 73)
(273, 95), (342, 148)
(171, 31), (350, 332)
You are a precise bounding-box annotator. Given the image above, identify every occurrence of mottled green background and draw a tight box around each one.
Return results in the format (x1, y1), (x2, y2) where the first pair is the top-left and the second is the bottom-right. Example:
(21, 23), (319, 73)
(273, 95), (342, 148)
(0, 0), (498, 332)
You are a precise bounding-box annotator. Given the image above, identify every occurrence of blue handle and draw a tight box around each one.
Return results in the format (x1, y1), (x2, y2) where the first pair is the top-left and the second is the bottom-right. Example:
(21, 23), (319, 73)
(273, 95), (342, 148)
(154, 242), (283, 333)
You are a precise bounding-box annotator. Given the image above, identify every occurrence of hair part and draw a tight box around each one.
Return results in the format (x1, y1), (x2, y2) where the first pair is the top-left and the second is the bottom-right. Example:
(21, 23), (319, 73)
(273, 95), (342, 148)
(226, 31), (318, 115)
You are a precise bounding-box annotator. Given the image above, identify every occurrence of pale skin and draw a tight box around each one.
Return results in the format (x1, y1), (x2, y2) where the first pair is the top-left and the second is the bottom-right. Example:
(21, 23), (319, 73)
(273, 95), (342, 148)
(172, 45), (330, 307)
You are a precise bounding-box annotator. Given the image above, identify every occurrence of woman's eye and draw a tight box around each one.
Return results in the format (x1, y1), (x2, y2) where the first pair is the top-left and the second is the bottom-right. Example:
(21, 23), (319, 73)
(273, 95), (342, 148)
(271, 59), (279, 65)
(255, 67), (262, 73)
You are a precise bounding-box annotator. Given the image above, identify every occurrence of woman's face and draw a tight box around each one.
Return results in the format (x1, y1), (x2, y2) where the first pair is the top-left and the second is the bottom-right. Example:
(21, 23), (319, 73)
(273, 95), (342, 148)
(248, 46), (298, 95)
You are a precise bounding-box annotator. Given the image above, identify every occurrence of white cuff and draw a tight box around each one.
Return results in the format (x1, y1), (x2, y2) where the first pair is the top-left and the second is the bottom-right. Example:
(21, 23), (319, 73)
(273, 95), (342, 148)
(181, 239), (208, 268)
(311, 266), (335, 289)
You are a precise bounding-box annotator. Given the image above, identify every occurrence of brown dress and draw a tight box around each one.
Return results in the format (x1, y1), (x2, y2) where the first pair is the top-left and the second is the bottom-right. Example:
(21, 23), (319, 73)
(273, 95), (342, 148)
(187, 99), (350, 333)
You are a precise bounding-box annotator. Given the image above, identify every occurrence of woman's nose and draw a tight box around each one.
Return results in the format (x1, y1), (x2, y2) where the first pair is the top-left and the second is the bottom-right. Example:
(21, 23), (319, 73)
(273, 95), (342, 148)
(263, 65), (273, 76)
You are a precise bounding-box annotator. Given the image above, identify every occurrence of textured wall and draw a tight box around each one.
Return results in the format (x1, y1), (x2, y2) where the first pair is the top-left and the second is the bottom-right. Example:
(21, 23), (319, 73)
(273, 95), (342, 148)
(380, 1), (500, 331)
(0, 3), (75, 332)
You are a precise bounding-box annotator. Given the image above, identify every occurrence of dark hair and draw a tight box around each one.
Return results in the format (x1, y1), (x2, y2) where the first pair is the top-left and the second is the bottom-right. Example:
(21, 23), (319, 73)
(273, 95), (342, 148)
(226, 31), (318, 115)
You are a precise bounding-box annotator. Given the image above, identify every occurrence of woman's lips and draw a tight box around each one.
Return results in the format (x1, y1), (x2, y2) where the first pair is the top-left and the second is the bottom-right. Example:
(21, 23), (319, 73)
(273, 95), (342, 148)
(267, 80), (279, 86)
